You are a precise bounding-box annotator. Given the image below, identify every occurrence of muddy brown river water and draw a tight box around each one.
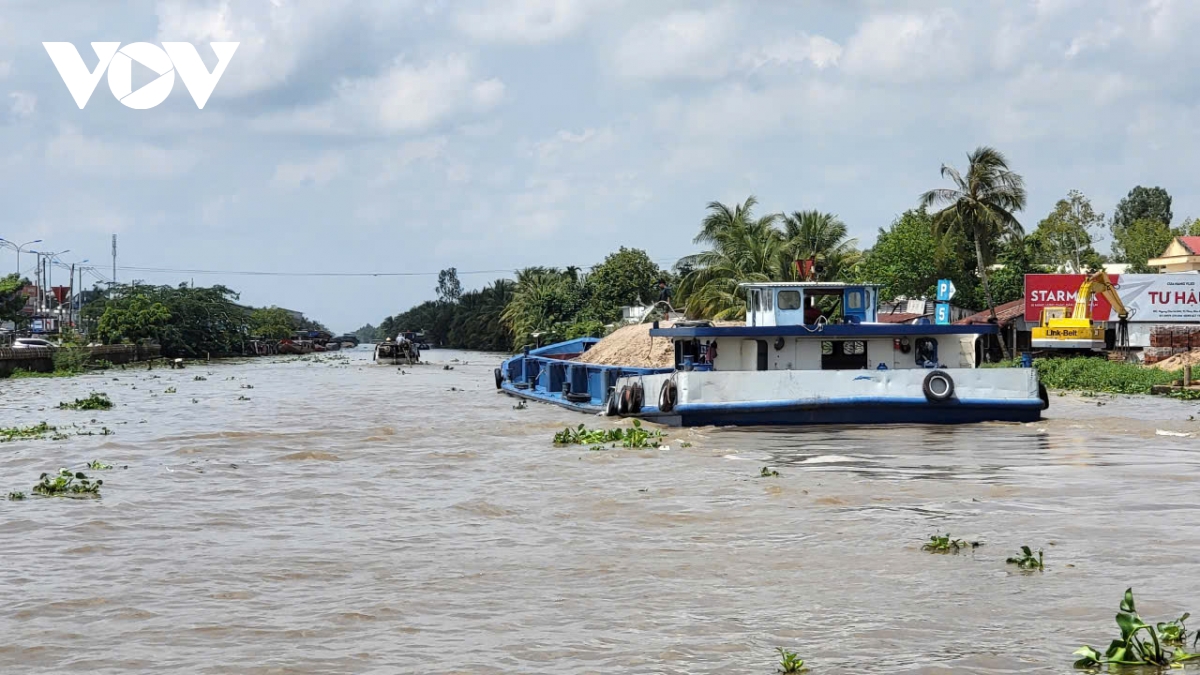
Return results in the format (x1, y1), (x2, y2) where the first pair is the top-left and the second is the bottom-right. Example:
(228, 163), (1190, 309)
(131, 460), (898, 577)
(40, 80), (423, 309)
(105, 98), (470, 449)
(3, 348), (1200, 674)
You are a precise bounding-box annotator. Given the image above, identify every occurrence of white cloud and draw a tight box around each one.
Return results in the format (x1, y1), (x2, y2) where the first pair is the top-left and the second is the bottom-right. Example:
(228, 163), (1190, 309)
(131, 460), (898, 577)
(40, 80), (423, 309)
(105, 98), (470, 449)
(154, 0), (373, 97)
(272, 152), (345, 188)
(0, 61), (11, 79)
(842, 9), (973, 83)
(1065, 21), (1123, 58)
(743, 33), (842, 71)
(373, 136), (449, 184)
(526, 127), (615, 164)
(256, 54), (504, 135)
(45, 125), (196, 178)
(611, 6), (738, 82)
(454, 0), (603, 44)
(9, 91), (36, 119)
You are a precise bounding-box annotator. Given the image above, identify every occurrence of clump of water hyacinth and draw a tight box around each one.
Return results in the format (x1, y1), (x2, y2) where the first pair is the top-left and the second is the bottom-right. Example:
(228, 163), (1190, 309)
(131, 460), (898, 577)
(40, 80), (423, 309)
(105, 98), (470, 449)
(1074, 589), (1200, 669)
(776, 647), (807, 673)
(57, 393), (113, 410)
(32, 469), (102, 498)
(552, 419), (665, 449)
(922, 533), (981, 553)
(1006, 545), (1044, 571)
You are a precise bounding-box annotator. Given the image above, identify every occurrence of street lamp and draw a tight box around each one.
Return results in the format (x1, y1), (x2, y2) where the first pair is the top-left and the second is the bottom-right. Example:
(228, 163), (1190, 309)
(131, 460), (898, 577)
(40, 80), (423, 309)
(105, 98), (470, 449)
(0, 238), (43, 275)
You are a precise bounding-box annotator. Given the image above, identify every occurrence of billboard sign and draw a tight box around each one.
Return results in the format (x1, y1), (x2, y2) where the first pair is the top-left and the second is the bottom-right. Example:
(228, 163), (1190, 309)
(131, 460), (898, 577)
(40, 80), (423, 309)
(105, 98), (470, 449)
(1025, 273), (1200, 323)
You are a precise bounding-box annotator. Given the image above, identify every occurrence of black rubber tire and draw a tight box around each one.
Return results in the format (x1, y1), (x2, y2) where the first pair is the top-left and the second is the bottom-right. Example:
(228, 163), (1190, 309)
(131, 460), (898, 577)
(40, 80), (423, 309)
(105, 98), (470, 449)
(922, 370), (955, 402)
(630, 383), (644, 413)
(618, 386), (632, 415)
(494, 368), (503, 389)
(1038, 382), (1050, 410)
(565, 392), (591, 403)
(604, 388), (619, 416)
(658, 380), (678, 413)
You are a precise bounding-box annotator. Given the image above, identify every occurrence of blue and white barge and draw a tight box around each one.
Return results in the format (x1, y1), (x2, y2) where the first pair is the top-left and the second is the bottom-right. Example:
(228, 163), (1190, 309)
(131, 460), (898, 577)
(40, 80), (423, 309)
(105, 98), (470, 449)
(496, 282), (1047, 427)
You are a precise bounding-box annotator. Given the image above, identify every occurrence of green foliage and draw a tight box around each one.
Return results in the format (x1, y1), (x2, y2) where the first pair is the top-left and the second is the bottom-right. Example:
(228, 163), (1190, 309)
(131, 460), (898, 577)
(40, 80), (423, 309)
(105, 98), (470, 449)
(1, 422), (58, 442)
(986, 235), (1052, 306)
(33, 468), (103, 498)
(1034, 358), (1178, 394)
(585, 247), (663, 322)
(57, 393), (113, 410)
(504, 268), (589, 348)
(1157, 613), (1192, 646)
(857, 208), (980, 307)
(1112, 185), (1173, 233)
(8, 491), (26, 501)
(87, 460), (114, 470)
(85, 283), (259, 358)
(436, 267), (463, 304)
(1006, 545), (1044, 571)
(552, 419), (665, 448)
(676, 196), (785, 319)
(922, 533), (980, 553)
(759, 467), (780, 478)
(1033, 190), (1106, 273)
(776, 647), (807, 673)
(0, 273), (30, 325)
(780, 210), (861, 282)
(353, 323), (383, 343)
(1074, 588), (1200, 669)
(1111, 217), (1175, 273)
(52, 348), (90, 374)
(249, 307), (298, 339)
(920, 146), (1027, 358)
(562, 319), (606, 340)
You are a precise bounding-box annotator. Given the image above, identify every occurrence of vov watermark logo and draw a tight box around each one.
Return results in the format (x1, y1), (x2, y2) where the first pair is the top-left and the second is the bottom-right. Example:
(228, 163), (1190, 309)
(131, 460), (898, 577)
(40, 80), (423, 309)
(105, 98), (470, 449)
(42, 42), (239, 110)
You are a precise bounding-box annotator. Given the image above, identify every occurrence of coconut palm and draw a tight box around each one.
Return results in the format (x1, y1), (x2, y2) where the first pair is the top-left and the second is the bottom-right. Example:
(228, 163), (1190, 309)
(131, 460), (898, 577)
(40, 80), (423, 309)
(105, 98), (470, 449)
(780, 210), (861, 281)
(919, 146), (1027, 359)
(677, 197), (784, 319)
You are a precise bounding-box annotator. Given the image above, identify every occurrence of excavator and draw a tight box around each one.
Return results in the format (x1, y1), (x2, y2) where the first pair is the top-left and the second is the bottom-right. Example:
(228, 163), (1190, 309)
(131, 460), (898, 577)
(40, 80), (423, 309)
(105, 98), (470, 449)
(1031, 269), (1129, 352)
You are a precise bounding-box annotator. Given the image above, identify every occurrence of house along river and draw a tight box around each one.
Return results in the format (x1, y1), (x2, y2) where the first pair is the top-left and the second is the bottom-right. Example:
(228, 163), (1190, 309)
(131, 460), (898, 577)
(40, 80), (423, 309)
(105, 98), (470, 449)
(3, 347), (1200, 674)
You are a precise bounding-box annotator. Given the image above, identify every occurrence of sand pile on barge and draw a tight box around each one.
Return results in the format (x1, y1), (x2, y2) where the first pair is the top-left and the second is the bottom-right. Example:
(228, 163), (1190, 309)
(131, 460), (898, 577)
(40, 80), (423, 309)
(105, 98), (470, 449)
(577, 320), (740, 368)
(576, 321), (676, 368)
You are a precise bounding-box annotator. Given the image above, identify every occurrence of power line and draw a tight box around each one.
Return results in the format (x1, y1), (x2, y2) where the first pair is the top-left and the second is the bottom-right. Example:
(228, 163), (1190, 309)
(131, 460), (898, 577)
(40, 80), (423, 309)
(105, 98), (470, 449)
(113, 257), (688, 279)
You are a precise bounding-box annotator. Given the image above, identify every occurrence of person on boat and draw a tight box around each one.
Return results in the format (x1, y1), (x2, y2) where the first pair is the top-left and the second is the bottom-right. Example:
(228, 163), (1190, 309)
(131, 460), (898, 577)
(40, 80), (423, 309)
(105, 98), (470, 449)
(657, 279), (672, 306)
(804, 297), (823, 324)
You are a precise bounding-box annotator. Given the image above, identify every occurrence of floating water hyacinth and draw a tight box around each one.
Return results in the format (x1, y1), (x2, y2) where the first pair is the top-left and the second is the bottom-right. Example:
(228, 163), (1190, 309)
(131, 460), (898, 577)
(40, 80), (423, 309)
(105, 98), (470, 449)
(552, 419), (664, 448)
(57, 393), (113, 410)
(32, 469), (102, 498)
(1006, 545), (1044, 571)
(922, 533), (981, 553)
(1074, 589), (1200, 669)
(776, 647), (807, 673)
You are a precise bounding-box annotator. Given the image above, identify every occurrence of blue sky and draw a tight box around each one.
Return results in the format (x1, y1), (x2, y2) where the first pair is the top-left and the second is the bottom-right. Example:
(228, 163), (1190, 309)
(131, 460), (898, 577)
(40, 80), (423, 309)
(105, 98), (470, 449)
(3, 0), (1199, 332)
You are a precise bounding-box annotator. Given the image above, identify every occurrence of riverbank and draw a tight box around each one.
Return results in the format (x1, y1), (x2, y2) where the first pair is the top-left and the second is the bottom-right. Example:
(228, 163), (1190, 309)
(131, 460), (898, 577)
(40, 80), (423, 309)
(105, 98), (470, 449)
(0, 344), (162, 378)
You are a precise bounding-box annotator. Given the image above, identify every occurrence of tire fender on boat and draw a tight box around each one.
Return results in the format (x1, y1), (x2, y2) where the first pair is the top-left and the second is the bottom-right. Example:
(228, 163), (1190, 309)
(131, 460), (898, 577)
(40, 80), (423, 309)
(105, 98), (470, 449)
(618, 386), (632, 415)
(1038, 382), (1050, 410)
(630, 382), (644, 414)
(494, 367), (503, 389)
(604, 387), (620, 416)
(922, 370), (955, 402)
(658, 380), (678, 413)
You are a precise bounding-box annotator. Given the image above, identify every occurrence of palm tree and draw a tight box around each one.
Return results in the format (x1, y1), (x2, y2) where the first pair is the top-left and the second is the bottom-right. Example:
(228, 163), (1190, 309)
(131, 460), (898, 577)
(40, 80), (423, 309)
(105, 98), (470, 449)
(677, 197), (783, 319)
(780, 210), (861, 281)
(919, 146), (1026, 359)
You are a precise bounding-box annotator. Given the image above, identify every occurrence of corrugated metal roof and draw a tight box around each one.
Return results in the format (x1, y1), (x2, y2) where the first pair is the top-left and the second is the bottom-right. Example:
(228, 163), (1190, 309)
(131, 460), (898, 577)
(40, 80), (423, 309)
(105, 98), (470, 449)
(955, 299), (1024, 326)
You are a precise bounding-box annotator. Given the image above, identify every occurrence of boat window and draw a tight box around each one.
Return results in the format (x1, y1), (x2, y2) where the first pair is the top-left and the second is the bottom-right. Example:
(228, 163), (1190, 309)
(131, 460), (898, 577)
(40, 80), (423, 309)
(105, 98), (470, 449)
(821, 340), (869, 370)
(847, 291), (862, 310)
(756, 340), (768, 371)
(778, 290), (802, 310)
(764, 289), (773, 311)
(751, 290), (761, 312)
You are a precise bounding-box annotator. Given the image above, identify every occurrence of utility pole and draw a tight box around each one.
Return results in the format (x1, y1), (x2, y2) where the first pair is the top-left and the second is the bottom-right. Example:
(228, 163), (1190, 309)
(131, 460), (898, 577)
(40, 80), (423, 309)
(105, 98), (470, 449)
(112, 234), (117, 285)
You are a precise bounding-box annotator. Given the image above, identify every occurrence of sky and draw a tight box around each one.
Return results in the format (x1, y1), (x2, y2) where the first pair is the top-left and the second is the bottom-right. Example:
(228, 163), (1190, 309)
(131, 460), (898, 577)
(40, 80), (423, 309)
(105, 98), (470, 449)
(3, 0), (1200, 333)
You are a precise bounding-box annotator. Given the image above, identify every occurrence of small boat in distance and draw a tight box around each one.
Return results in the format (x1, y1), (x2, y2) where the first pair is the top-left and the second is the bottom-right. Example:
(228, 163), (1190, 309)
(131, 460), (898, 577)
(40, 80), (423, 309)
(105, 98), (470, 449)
(374, 336), (421, 365)
(496, 281), (1048, 427)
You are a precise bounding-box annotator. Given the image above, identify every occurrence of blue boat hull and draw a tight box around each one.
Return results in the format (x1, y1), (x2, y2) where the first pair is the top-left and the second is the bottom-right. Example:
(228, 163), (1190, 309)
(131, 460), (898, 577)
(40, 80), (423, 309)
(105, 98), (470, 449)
(637, 399), (1042, 427)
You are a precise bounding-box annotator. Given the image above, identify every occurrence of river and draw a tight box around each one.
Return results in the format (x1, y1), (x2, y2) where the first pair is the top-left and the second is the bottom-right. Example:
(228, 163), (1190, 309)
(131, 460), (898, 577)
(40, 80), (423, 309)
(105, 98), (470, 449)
(2, 348), (1200, 674)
